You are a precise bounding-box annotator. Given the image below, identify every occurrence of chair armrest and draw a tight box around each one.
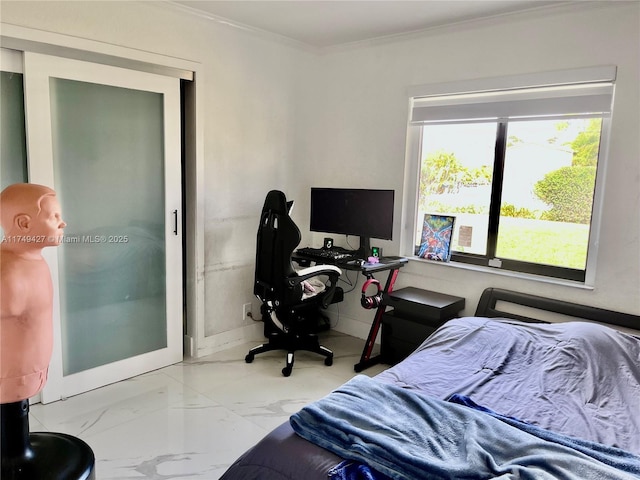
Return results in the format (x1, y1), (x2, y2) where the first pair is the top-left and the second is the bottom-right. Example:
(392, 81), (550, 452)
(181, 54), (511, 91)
(287, 265), (342, 308)
(295, 264), (342, 279)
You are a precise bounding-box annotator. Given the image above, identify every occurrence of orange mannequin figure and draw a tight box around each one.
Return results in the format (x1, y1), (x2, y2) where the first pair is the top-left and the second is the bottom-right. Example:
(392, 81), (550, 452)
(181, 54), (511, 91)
(0, 184), (94, 480)
(0, 183), (66, 403)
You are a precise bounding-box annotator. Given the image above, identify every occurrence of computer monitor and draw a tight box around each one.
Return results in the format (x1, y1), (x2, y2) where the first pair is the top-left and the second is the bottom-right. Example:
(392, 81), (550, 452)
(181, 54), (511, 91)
(309, 187), (394, 256)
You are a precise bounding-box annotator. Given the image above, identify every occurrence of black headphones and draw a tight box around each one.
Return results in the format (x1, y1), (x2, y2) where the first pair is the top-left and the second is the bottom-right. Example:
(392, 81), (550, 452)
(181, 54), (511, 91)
(361, 277), (383, 309)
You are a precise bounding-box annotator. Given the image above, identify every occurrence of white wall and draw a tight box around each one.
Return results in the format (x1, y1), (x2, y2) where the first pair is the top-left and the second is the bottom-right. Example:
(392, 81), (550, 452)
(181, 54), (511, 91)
(0, 0), (317, 354)
(2, 1), (638, 352)
(300, 1), (640, 336)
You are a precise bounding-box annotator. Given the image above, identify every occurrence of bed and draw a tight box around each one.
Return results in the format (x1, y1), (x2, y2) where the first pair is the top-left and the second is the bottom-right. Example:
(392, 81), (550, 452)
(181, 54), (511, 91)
(220, 288), (640, 480)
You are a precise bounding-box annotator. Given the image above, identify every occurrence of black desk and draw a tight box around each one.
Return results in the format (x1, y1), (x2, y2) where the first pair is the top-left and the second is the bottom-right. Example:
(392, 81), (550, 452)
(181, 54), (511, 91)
(353, 257), (408, 372)
(294, 252), (406, 273)
(294, 252), (408, 372)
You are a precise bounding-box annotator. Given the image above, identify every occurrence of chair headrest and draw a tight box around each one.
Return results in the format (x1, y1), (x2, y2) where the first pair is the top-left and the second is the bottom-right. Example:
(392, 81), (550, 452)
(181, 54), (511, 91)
(263, 190), (288, 214)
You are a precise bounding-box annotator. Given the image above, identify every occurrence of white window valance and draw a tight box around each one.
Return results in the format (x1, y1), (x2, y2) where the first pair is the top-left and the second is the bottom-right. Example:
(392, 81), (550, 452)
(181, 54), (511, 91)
(409, 66), (616, 124)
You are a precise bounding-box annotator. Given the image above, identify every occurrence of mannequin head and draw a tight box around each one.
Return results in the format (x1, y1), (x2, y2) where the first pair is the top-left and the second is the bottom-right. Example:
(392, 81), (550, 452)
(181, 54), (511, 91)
(1, 183), (66, 251)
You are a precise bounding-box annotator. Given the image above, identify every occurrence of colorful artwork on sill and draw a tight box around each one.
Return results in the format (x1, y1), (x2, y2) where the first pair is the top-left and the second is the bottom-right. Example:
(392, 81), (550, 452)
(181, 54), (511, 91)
(417, 214), (455, 262)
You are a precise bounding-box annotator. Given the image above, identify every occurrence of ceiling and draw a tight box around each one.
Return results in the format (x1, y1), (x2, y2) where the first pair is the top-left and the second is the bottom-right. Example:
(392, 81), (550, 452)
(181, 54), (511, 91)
(171, 0), (567, 48)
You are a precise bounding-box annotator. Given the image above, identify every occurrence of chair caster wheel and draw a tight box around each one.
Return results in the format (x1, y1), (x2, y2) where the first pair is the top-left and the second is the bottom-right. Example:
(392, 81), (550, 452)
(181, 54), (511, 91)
(245, 353), (254, 363)
(282, 367), (292, 377)
(324, 357), (333, 366)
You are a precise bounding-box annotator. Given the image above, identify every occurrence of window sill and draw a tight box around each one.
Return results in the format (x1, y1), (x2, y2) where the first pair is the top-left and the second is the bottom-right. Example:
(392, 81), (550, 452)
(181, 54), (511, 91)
(406, 256), (594, 291)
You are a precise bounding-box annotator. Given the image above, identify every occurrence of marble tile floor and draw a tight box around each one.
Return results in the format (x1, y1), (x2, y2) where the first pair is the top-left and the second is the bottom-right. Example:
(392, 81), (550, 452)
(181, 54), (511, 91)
(28, 331), (388, 480)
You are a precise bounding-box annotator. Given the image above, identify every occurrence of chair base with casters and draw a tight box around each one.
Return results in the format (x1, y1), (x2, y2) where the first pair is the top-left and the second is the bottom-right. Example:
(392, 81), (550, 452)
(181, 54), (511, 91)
(245, 300), (339, 377)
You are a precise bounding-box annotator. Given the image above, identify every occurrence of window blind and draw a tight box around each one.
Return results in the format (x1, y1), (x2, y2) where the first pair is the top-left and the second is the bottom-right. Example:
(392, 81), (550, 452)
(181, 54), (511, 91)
(410, 66), (616, 125)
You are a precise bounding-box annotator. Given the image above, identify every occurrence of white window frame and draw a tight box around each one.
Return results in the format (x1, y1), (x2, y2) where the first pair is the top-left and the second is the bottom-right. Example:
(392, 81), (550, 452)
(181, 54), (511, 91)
(401, 66), (616, 285)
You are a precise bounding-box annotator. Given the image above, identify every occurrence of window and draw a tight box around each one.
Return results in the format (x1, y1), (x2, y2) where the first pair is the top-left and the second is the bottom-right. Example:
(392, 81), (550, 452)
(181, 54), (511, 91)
(405, 67), (615, 282)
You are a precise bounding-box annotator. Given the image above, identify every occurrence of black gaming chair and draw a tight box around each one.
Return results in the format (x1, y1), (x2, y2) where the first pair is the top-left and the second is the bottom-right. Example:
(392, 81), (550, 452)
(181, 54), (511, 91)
(245, 190), (343, 376)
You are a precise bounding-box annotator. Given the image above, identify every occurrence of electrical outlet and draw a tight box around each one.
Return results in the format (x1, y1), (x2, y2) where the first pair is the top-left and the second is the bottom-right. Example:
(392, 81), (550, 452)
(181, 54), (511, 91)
(243, 303), (252, 320)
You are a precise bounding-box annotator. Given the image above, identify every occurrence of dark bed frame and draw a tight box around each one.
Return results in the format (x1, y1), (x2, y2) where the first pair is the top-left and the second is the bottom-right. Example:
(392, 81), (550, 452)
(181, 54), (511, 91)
(475, 288), (640, 331)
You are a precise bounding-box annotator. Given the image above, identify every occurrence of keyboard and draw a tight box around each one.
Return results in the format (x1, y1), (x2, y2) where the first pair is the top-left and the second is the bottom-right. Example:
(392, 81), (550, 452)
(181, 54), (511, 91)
(296, 247), (359, 263)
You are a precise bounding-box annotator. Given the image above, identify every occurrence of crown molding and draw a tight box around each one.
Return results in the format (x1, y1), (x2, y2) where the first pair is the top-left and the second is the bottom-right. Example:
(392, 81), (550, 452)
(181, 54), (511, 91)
(159, 1), (319, 54)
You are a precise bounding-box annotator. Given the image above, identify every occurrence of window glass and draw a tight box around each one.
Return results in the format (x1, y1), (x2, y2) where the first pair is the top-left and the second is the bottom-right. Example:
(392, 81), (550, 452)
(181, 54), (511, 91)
(418, 123), (496, 255)
(415, 117), (603, 280)
(497, 119), (600, 270)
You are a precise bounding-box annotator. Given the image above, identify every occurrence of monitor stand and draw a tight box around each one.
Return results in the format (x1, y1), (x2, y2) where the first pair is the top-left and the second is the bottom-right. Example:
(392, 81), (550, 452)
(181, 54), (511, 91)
(358, 236), (371, 259)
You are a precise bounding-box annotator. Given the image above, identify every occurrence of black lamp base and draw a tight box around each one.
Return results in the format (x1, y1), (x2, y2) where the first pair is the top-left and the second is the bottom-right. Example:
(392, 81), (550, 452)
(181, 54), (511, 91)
(1, 401), (95, 480)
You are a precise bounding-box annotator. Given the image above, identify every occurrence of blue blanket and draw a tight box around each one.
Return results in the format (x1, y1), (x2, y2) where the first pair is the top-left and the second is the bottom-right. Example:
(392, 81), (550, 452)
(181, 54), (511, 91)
(290, 375), (640, 480)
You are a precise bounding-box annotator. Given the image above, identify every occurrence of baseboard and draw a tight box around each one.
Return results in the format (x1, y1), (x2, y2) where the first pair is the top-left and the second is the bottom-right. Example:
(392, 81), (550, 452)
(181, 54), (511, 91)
(331, 315), (381, 345)
(189, 322), (263, 358)
(188, 314), (380, 359)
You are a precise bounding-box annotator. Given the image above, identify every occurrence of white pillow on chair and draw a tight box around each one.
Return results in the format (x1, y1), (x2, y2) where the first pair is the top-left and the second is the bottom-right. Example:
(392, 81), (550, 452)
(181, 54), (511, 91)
(301, 278), (327, 300)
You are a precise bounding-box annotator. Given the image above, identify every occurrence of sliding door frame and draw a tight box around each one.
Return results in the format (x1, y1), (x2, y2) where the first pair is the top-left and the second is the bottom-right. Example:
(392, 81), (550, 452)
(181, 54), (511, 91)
(1, 24), (206, 390)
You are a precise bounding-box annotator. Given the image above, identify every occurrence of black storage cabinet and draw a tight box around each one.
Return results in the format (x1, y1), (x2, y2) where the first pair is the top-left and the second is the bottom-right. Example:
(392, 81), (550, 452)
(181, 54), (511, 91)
(381, 287), (465, 365)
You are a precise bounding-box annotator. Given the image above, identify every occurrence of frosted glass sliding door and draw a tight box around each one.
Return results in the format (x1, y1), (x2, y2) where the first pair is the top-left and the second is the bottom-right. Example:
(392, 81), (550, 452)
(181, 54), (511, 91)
(1, 49), (28, 189)
(23, 52), (182, 403)
(51, 78), (168, 375)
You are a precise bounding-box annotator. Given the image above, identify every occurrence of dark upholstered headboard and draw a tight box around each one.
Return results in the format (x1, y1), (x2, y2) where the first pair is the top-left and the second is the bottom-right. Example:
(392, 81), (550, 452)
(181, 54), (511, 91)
(475, 288), (640, 331)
